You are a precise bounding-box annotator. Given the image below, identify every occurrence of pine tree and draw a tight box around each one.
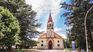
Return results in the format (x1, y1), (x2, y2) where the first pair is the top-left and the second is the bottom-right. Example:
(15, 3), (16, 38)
(61, 0), (93, 50)
(0, 0), (40, 46)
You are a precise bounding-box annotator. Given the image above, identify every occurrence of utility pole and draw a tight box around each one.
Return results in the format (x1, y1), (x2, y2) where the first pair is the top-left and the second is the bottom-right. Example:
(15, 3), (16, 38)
(84, 5), (93, 52)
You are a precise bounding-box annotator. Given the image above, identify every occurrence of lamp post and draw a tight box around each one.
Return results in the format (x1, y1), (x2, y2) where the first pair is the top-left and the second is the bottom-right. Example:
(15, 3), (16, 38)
(84, 5), (93, 52)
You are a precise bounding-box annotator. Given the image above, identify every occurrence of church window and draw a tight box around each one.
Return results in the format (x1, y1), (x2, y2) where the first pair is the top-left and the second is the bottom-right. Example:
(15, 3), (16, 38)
(49, 24), (51, 27)
(41, 44), (43, 46)
(58, 40), (59, 43)
(52, 24), (53, 29)
(41, 40), (43, 42)
(57, 44), (60, 47)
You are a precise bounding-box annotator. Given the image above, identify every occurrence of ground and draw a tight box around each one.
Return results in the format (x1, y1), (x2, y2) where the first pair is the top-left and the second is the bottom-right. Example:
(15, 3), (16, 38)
(37, 50), (72, 52)
(15, 49), (73, 52)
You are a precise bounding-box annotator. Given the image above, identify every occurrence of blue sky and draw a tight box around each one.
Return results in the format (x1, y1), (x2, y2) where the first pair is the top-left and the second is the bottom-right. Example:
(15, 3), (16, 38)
(25, 0), (71, 39)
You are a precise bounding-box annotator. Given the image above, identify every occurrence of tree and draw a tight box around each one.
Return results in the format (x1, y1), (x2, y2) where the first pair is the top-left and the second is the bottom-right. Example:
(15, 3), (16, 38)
(0, 0), (40, 47)
(25, 40), (38, 48)
(0, 7), (20, 49)
(61, 0), (93, 50)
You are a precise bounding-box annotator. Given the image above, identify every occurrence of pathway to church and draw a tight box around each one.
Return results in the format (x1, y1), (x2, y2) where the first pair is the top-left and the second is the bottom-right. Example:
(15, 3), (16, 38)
(37, 50), (71, 52)
(31, 49), (72, 52)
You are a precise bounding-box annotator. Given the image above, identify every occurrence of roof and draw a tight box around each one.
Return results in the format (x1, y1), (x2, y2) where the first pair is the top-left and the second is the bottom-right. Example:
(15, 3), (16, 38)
(38, 32), (63, 39)
(39, 33), (47, 39)
(54, 32), (63, 39)
(48, 13), (53, 22)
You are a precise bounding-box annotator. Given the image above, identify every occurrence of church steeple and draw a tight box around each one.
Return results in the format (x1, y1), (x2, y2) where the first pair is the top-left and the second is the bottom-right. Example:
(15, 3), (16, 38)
(47, 13), (54, 30)
(48, 13), (53, 22)
(47, 13), (54, 37)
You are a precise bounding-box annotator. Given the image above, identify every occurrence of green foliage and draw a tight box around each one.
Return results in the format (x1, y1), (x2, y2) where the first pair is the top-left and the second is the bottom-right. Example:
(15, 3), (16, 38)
(0, 7), (20, 46)
(29, 40), (38, 47)
(61, 0), (93, 50)
(0, 0), (40, 40)
(0, 0), (40, 49)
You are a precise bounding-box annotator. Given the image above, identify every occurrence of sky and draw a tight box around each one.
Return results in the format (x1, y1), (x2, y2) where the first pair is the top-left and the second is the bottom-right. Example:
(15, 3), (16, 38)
(25, 0), (71, 39)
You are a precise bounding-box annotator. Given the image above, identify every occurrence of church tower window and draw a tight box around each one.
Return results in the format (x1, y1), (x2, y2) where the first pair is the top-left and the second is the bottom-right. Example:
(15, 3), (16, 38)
(49, 24), (51, 27)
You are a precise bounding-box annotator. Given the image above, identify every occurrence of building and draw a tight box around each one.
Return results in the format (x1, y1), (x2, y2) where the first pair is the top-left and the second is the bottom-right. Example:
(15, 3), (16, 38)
(37, 13), (64, 49)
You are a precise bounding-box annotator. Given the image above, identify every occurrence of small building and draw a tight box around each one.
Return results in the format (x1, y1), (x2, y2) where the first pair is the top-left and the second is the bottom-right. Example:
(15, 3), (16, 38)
(37, 13), (64, 49)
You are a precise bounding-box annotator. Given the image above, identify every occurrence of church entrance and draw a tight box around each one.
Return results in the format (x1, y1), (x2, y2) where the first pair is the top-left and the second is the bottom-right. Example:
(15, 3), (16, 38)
(48, 40), (53, 49)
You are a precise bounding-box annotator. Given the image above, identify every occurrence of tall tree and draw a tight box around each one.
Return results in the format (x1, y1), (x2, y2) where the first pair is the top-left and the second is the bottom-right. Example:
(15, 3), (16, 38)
(0, 0), (40, 45)
(61, 0), (93, 50)
(0, 7), (20, 49)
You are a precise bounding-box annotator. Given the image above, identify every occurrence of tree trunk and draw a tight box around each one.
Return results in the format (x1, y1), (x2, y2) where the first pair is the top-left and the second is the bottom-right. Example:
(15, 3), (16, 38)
(7, 45), (12, 50)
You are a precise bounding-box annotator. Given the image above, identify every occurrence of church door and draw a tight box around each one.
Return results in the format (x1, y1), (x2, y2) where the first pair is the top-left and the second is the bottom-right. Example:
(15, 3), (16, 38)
(48, 40), (53, 49)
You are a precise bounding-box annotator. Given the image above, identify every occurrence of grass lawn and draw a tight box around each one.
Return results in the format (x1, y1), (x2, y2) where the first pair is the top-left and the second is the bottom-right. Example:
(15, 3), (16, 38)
(0, 49), (38, 52)
(15, 48), (38, 52)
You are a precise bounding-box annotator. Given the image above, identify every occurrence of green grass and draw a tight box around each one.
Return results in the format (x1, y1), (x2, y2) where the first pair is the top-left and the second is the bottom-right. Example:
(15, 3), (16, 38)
(15, 49), (38, 52)
(64, 48), (72, 51)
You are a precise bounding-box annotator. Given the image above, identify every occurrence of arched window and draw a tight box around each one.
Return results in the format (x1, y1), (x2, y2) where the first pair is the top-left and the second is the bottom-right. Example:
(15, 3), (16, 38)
(49, 24), (51, 27)
(52, 24), (53, 29)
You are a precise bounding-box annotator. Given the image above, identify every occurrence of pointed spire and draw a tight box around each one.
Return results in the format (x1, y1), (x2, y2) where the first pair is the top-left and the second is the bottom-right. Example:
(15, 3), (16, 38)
(48, 12), (53, 22)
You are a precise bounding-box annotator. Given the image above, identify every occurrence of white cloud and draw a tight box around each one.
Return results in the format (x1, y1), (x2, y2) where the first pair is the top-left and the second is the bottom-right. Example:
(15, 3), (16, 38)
(32, 38), (38, 41)
(25, 0), (63, 32)
(37, 28), (46, 32)
(25, 0), (67, 39)
(57, 32), (67, 39)
(55, 28), (62, 32)
(25, 0), (43, 12)
(25, 0), (62, 20)
(54, 28), (67, 39)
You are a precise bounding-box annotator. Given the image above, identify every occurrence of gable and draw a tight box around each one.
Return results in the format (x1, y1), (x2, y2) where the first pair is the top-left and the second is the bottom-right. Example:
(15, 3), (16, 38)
(38, 32), (63, 39)
(39, 33), (47, 39)
(54, 32), (63, 39)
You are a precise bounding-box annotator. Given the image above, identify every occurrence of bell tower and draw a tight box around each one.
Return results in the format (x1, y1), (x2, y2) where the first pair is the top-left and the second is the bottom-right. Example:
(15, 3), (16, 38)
(47, 13), (54, 37)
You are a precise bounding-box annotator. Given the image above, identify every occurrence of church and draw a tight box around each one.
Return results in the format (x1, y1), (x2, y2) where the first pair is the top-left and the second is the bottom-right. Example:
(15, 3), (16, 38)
(37, 13), (64, 49)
